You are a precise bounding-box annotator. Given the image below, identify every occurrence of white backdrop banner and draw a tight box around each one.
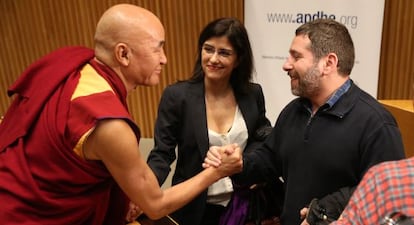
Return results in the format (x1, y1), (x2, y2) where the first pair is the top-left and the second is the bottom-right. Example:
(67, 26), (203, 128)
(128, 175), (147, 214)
(245, 0), (385, 123)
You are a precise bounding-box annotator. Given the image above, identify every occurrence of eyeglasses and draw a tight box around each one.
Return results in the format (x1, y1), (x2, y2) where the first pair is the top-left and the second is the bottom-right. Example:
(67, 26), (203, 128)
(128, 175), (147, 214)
(202, 44), (234, 58)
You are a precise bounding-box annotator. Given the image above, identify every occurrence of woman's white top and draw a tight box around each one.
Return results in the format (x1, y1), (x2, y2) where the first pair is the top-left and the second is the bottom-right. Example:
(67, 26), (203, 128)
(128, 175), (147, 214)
(206, 106), (248, 206)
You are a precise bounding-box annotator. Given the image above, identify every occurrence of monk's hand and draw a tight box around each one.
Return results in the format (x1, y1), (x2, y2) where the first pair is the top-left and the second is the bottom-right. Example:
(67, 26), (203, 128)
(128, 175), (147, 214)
(214, 143), (242, 177)
(125, 201), (143, 223)
(203, 146), (222, 168)
(202, 144), (239, 168)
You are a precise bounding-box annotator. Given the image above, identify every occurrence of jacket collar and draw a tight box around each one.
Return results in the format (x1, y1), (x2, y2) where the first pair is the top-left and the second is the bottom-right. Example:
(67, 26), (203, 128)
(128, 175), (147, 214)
(299, 80), (361, 118)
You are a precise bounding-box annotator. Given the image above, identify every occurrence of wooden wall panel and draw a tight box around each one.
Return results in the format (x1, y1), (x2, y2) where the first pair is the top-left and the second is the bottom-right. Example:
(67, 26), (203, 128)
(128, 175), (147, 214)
(0, 0), (243, 137)
(378, 0), (414, 99)
(0, 0), (412, 137)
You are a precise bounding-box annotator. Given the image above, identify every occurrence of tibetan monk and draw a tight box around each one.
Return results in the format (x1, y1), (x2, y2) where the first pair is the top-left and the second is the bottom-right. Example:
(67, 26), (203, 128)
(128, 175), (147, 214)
(0, 4), (242, 225)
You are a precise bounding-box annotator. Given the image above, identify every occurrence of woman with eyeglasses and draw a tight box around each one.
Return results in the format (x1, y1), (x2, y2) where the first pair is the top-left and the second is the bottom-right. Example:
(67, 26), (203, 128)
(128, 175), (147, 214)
(146, 17), (283, 225)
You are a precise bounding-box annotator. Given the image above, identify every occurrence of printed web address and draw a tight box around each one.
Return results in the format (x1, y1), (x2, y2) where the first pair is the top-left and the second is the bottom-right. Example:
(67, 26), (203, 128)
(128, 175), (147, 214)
(267, 11), (358, 29)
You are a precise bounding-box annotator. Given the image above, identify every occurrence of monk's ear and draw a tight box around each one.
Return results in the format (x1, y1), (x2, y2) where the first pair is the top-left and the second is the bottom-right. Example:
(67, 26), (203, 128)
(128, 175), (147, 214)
(114, 43), (130, 66)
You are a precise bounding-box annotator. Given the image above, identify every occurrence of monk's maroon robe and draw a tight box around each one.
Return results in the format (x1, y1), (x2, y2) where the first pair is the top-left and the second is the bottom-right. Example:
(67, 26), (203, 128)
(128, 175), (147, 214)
(0, 46), (140, 225)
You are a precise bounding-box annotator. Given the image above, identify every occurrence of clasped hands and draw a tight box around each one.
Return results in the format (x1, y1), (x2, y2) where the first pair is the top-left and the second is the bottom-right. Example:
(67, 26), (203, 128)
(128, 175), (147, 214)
(125, 144), (242, 223)
(202, 143), (242, 175)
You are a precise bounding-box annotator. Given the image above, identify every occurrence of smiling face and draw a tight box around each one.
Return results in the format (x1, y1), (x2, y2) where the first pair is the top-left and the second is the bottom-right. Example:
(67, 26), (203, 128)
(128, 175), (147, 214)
(283, 34), (323, 98)
(201, 36), (238, 83)
(94, 4), (167, 91)
(123, 23), (167, 87)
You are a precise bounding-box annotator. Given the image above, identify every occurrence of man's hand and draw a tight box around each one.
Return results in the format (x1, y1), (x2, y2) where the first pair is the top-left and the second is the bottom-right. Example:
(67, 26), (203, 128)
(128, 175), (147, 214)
(302, 198), (333, 225)
(202, 143), (239, 168)
(300, 207), (310, 225)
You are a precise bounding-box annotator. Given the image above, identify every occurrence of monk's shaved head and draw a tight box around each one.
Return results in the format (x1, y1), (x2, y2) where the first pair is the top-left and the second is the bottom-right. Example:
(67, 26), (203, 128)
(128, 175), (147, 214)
(93, 4), (166, 90)
(94, 4), (164, 66)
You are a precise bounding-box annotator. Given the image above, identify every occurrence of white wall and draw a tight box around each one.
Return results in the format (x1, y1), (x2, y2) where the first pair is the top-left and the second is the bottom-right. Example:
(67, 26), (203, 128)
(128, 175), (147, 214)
(245, 0), (385, 123)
